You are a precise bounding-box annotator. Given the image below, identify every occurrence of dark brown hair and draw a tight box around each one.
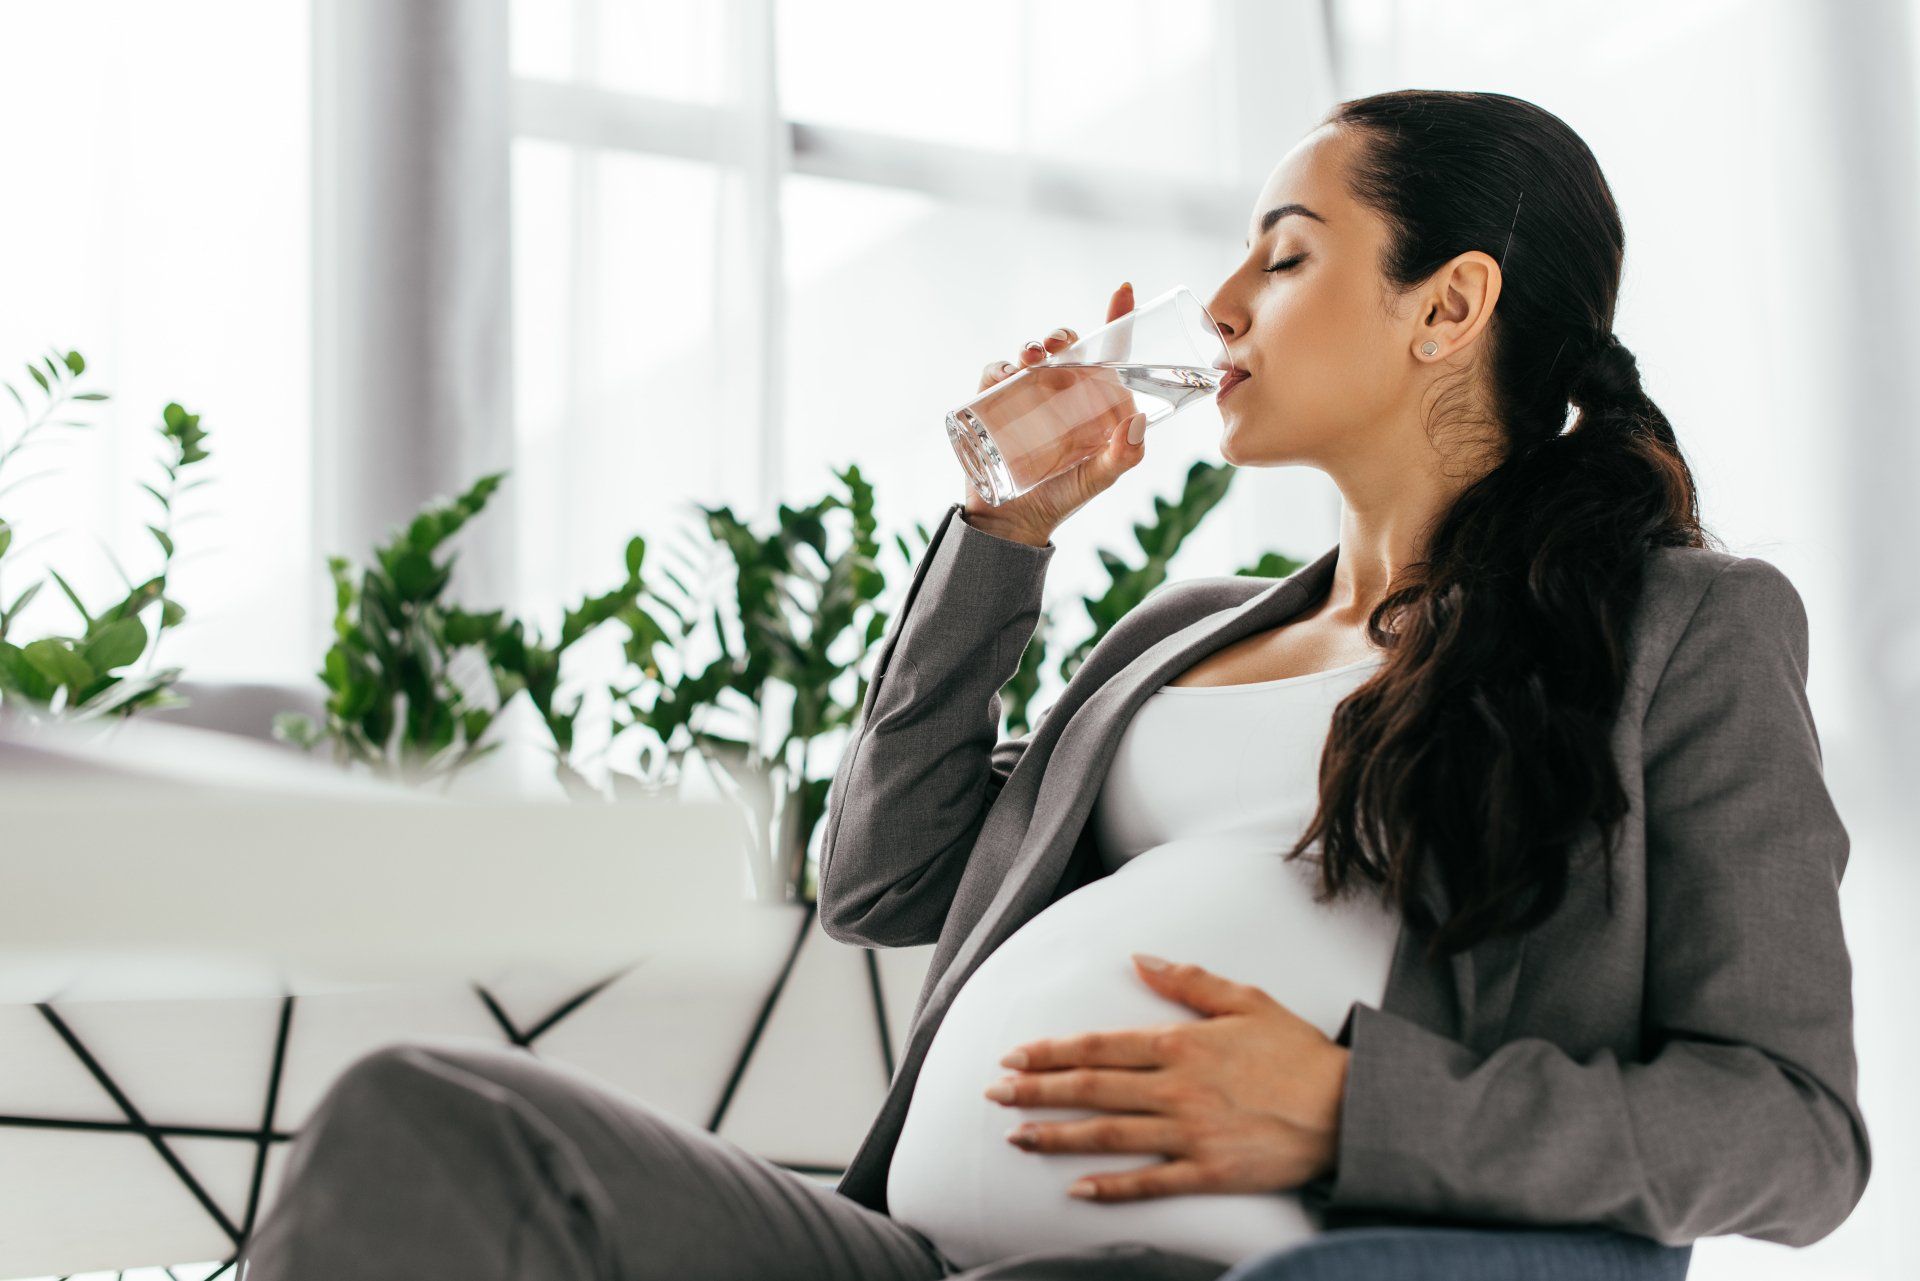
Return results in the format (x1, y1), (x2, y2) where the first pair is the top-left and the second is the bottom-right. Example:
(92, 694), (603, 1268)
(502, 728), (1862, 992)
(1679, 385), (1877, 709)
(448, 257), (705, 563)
(1286, 89), (1723, 961)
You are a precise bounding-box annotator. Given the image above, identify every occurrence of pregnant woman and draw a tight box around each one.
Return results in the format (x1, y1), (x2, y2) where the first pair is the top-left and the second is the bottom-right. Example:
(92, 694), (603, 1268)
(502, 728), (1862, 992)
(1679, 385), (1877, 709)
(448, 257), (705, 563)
(243, 90), (1868, 1281)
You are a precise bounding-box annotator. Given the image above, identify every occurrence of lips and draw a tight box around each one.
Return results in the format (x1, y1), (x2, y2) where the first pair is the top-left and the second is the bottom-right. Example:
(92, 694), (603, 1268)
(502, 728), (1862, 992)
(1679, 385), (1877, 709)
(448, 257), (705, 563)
(1217, 367), (1251, 399)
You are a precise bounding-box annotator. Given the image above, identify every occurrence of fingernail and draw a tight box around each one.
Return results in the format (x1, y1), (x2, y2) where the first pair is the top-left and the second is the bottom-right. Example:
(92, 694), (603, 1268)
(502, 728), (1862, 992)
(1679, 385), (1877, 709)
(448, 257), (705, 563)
(1069, 1180), (1098, 1198)
(1024, 340), (1044, 353)
(1127, 413), (1146, 446)
(985, 1080), (1015, 1102)
(1000, 1049), (1028, 1068)
(1121, 280), (1132, 292)
(1132, 951), (1170, 970)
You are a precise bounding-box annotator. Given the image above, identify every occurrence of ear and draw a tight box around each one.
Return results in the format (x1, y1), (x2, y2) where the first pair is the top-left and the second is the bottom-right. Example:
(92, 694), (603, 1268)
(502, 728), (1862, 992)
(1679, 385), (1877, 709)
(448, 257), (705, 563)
(1417, 250), (1501, 361)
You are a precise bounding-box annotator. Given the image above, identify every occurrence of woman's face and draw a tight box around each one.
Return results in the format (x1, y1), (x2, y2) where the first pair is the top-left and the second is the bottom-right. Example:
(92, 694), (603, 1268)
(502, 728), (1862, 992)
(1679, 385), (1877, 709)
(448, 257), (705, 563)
(1205, 126), (1429, 470)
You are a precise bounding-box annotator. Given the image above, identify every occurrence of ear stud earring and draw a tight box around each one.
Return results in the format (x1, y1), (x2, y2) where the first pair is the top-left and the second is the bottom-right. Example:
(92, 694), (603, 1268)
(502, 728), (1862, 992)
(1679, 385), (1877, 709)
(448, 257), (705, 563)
(1421, 341), (1438, 356)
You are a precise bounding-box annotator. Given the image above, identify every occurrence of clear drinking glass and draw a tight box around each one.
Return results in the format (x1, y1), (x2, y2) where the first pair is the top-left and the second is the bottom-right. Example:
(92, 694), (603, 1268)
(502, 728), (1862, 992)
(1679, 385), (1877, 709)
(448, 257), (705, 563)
(944, 285), (1232, 506)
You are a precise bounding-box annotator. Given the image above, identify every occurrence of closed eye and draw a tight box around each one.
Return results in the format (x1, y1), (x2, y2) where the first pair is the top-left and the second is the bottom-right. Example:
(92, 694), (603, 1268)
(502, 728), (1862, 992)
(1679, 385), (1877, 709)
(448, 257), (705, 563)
(1264, 254), (1307, 274)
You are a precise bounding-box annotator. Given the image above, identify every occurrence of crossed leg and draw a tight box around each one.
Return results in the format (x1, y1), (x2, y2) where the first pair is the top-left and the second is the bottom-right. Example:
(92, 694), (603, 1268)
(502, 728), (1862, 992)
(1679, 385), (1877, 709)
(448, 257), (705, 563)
(240, 1036), (954, 1281)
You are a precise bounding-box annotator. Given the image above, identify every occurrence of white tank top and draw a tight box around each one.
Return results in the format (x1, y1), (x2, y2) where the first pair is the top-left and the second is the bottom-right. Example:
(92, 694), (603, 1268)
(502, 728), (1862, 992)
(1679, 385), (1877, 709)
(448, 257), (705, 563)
(887, 653), (1399, 1271)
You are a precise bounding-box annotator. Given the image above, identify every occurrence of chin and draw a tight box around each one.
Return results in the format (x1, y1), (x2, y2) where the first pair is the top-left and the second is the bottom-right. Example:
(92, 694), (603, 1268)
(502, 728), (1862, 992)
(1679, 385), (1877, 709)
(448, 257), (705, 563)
(1221, 432), (1292, 470)
(1219, 415), (1261, 467)
(1220, 407), (1302, 469)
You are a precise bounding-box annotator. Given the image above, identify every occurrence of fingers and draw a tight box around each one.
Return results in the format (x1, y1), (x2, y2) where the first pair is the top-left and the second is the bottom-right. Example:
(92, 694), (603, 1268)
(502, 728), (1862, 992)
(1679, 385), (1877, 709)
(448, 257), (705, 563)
(1021, 328), (1074, 368)
(1064, 1157), (1217, 1203)
(984, 1065), (1168, 1112)
(978, 357), (1019, 391)
(1106, 411), (1147, 463)
(1005, 1113), (1188, 1158)
(977, 328), (1075, 391)
(980, 280), (1132, 390)
(1001, 1025), (1180, 1072)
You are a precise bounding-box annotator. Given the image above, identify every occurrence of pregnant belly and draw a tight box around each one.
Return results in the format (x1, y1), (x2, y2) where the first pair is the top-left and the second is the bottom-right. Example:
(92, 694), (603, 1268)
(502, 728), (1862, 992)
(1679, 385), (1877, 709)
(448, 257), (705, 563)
(886, 837), (1400, 1271)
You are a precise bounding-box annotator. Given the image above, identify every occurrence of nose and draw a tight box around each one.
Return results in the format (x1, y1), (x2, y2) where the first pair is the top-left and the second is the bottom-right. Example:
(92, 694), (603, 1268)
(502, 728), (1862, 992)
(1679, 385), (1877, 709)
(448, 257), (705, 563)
(1203, 285), (1241, 347)
(1204, 299), (1239, 372)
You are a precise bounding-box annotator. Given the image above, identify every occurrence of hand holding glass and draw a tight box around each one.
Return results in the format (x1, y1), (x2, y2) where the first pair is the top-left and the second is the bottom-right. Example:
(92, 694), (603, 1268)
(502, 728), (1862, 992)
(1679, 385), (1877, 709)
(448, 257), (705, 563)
(945, 285), (1232, 506)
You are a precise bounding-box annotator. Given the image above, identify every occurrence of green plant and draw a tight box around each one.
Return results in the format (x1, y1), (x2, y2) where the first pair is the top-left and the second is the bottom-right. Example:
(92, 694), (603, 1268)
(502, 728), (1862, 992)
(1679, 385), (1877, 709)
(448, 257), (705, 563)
(275, 471), (669, 796)
(0, 348), (211, 721)
(271, 451), (1304, 908)
(626, 463), (929, 901)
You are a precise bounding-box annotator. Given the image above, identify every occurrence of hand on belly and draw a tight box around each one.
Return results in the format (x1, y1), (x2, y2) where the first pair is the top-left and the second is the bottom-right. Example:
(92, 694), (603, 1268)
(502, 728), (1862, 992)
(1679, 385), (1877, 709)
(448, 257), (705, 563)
(980, 950), (1352, 1204)
(887, 844), (1400, 1269)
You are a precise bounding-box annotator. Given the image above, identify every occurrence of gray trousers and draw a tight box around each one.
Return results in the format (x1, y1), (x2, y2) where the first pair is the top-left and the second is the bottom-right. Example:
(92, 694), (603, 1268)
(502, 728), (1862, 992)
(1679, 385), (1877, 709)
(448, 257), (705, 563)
(240, 1037), (1231, 1281)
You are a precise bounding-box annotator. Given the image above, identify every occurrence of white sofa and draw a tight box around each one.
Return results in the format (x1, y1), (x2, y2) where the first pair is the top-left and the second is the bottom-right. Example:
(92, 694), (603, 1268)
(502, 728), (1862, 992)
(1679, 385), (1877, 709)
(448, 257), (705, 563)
(0, 681), (934, 1280)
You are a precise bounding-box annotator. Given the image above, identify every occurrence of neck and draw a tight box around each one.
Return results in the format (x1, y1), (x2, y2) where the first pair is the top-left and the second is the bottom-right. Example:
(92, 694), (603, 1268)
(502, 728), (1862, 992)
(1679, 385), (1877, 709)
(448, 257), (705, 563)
(1322, 451), (1486, 624)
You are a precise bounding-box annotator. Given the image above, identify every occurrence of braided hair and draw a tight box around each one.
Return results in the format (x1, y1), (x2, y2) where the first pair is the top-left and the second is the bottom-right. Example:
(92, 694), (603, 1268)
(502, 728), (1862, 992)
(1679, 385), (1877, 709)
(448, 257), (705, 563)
(1281, 91), (1721, 961)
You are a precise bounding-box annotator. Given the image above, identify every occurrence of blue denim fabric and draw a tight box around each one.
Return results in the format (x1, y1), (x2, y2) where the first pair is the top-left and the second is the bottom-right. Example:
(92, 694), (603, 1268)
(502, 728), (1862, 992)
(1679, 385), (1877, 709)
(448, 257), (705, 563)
(1216, 1224), (1692, 1281)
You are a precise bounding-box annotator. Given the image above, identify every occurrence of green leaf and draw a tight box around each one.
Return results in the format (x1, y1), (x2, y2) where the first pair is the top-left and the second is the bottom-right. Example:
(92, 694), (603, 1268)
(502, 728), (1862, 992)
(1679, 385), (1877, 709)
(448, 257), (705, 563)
(22, 638), (93, 689)
(443, 607), (503, 647)
(82, 615), (148, 671)
(63, 351), (84, 376)
(148, 524), (174, 557)
(72, 392), (109, 402)
(0, 518), (10, 558)
(100, 575), (163, 626)
(655, 563), (695, 603)
(389, 549), (444, 601)
(27, 365), (48, 393)
(0, 640), (54, 700)
(47, 568), (92, 627)
(3, 578), (43, 625)
(406, 511), (442, 552)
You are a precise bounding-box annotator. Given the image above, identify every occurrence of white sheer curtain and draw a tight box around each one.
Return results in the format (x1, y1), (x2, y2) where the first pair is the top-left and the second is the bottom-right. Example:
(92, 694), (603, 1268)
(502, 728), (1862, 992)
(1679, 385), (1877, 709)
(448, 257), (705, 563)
(312, 0), (519, 609)
(505, 0), (793, 623)
(0, 1), (312, 682)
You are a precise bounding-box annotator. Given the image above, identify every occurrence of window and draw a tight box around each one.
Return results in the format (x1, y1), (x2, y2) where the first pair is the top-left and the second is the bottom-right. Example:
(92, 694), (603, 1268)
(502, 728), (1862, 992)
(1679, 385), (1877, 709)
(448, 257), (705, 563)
(506, 0), (1339, 708)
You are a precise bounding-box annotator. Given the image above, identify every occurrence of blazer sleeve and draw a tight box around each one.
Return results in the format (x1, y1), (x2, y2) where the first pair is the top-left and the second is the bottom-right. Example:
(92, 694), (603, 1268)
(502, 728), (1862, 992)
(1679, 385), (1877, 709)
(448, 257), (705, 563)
(816, 502), (1054, 949)
(1303, 556), (1871, 1247)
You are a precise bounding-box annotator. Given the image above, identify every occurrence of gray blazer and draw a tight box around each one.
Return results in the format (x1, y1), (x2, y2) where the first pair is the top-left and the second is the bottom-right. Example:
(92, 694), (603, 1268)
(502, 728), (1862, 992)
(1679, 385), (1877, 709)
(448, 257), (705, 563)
(818, 500), (1870, 1251)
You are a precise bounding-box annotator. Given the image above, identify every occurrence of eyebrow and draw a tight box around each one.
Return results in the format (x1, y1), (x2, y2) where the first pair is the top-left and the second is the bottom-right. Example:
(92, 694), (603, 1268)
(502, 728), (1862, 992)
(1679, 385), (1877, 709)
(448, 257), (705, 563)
(1245, 203), (1328, 247)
